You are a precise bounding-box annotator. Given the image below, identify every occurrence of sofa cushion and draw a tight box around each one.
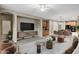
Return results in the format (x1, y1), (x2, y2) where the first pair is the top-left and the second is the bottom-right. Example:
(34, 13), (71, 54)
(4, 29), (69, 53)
(3, 45), (16, 54)
(72, 37), (78, 49)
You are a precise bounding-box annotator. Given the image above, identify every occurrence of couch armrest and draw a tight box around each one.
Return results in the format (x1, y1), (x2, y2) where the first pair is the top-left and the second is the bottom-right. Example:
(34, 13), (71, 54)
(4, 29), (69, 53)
(2, 44), (16, 54)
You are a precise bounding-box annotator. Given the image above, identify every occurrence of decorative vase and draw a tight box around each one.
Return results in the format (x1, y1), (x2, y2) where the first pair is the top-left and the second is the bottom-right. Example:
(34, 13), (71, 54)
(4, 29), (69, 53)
(37, 44), (41, 54)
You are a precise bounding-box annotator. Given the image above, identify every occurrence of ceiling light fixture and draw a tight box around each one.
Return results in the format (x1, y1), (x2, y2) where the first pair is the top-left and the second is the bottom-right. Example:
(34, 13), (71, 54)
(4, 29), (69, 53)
(39, 4), (49, 12)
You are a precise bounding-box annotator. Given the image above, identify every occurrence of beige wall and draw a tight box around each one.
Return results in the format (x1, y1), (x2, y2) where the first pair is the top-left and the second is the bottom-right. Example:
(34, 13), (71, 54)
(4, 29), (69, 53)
(65, 21), (76, 26)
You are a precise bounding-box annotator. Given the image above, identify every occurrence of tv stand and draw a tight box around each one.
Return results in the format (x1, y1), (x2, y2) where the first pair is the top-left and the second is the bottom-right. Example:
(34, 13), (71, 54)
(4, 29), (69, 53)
(17, 31), (37, 40)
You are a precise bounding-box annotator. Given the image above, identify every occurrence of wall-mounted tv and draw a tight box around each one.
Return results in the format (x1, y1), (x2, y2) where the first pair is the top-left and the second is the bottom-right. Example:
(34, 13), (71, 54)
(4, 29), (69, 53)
(20, 22), (34, 31)
(65, 25), (71, 30)
(65, 25), (76, 32)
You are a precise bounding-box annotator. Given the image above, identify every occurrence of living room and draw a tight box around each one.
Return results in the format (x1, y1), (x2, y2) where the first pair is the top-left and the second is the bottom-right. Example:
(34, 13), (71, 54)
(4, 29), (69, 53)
(0, 4), (79, 54)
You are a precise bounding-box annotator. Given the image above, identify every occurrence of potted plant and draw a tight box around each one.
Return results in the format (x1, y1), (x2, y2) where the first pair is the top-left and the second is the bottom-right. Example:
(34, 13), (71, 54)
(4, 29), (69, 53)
(46, 36), (53, 49)
(7, 30), (12, 40)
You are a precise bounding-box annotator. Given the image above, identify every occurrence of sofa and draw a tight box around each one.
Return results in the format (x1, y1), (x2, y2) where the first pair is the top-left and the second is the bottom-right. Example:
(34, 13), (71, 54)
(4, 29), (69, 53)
(54, 30), (71, 36)
(0, 40), (16, 54)
(64, 36), (78, 54)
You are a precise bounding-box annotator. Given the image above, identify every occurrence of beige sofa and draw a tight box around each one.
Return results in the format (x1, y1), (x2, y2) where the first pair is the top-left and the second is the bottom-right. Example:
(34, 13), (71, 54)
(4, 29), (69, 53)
(0, 40), (16, 54)
(64, 36), (78, 54)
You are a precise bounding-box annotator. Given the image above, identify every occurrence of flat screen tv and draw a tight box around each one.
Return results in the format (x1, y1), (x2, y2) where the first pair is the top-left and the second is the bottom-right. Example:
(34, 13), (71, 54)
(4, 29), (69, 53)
(65, 25), (71, 30)
(20, 22), (34, 31)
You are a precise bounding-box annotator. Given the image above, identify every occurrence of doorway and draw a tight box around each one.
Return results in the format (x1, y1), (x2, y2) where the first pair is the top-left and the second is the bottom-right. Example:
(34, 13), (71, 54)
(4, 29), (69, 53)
(0, 13), (13, 39)
(42, 20), (49, 36)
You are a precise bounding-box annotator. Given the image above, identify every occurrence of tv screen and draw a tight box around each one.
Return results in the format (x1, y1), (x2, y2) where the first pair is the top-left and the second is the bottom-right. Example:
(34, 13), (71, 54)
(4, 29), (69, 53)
(65, 25), (71, 30)
(20, 22), (34, 31)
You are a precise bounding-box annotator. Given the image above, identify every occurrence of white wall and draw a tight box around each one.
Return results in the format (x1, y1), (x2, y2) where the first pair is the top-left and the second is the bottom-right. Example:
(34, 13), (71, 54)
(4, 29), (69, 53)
(58, 22), (65, 30)
(53, 21), (59, 31)
(0, 14), (11, 39)
(2, 20), (11, 34)
(0, 9), (43, 20)
(1, 15), (11, 35)
(37, 20), (43, 37)
(0, 9), (44, 42)
(49, 21), (65, 34)
(17, 17), (43, 37)
(49, 20), (53, 35)
(12, 14), (17, 42)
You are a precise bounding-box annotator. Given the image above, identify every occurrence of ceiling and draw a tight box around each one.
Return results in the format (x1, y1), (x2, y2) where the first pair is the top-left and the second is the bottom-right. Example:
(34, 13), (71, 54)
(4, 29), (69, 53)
(0, 4), (79, 21)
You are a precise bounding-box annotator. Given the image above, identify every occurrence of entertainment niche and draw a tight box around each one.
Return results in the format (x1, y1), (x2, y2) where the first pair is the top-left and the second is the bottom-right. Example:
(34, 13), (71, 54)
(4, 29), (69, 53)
(17, 17), (38, 40)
